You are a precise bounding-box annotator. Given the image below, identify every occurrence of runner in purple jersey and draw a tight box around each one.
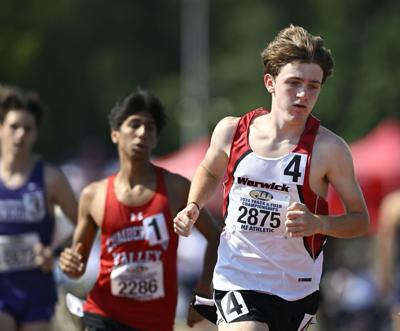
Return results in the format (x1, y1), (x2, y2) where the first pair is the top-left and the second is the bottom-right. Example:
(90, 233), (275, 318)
(0, 85), (77, 331)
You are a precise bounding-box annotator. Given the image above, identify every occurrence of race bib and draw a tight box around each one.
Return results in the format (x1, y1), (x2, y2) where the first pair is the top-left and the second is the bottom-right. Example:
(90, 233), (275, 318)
(0, 233), (40, 272)
(237, 189), (290, 234)
(110, 261), (164, 300)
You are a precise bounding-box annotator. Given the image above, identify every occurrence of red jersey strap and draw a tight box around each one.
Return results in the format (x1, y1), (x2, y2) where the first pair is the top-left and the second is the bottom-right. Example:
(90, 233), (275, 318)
(293, 114), (320, 206)
(292, 115), (328, 260)
(107, 165), (167, 194)
(230, 108), (318, 155)
(105, 166), (167, 214)
(223, 108), (268, 217)
(293, 115), (320, 154)
(234, 108), (268, 152)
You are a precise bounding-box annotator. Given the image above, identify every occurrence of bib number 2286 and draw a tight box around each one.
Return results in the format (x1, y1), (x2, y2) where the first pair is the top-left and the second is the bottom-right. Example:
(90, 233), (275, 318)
(117, 278), (158, 298)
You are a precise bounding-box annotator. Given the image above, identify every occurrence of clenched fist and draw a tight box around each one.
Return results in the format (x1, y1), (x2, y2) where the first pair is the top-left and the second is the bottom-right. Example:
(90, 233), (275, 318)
(173, 202), (200, 237)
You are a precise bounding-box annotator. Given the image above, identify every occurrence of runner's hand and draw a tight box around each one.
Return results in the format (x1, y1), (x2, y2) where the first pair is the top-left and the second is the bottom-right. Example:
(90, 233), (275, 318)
(58, 242), (84, 278)
(285, 202), (322, 237)
(34, 243), (54, 273)
(173, 203), (200, 237)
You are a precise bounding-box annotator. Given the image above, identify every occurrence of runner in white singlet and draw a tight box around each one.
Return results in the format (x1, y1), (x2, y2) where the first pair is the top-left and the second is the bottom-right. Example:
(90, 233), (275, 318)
(173, 25), (369, 331)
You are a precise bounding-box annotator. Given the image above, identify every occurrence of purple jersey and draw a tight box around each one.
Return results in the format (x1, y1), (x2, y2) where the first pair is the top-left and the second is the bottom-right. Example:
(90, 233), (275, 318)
(0, 160), (57, 322)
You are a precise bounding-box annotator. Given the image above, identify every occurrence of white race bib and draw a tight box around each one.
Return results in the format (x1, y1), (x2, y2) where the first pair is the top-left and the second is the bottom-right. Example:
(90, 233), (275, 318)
(0, 233), (40, 272)
(110, 261), (164, 300)
(237, 189), (290, 234)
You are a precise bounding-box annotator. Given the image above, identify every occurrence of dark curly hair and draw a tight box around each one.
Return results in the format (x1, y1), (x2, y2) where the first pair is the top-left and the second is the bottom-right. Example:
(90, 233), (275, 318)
(108, 88), (167, 134)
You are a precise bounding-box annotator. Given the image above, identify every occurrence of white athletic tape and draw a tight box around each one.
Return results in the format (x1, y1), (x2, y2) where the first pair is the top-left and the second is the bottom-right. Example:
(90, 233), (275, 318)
(66, 293), (85, 317)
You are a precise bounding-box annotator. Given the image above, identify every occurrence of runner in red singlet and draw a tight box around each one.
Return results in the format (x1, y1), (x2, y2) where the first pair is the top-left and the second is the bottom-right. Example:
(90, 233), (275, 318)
(59, 88), (221, 331)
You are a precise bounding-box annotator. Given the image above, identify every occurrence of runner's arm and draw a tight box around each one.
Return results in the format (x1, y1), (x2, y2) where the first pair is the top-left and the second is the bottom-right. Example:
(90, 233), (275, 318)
(59, 183), (99, 278)
(46, 164), (78, 224)
(174, 117), (237, 237)
(187, 117), (238, 210)
(376, 191), (400, 294)
(286, 133), (369, 238)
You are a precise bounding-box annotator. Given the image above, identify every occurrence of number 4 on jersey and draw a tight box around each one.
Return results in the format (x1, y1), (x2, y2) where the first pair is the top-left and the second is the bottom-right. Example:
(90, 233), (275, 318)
(282, 153), (307, 184)
(220, 291), (249, 322)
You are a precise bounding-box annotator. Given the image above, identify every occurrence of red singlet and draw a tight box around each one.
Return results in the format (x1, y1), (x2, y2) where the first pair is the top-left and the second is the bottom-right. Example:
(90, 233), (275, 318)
(84, 166), (178, 331)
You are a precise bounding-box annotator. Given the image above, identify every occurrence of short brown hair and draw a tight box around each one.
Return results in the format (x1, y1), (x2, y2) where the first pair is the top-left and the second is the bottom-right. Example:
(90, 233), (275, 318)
(261, 25), (334, 84)
(0, 85), (44, 126)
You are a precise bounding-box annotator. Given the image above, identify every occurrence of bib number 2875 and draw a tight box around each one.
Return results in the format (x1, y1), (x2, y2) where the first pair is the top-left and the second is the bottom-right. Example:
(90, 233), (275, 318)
(237, 206), (280, 228)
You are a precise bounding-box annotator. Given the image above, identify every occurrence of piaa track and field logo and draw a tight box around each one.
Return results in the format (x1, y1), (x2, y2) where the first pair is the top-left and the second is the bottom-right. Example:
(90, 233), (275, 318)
(249, 190), (273, 201)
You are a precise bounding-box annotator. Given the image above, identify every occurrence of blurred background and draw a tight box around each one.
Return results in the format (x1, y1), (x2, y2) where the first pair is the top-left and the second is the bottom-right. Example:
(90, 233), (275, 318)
(1, 0), (400, 330)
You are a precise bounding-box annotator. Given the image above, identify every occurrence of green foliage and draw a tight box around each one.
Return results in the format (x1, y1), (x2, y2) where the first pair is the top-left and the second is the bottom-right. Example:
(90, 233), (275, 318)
(0, 0), (398, 162)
